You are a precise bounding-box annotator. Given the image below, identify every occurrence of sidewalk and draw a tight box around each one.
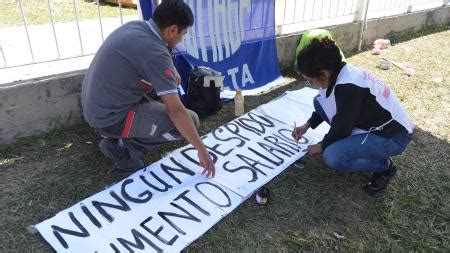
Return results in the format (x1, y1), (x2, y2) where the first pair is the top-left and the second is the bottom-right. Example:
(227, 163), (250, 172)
(0, 15), (137, 85)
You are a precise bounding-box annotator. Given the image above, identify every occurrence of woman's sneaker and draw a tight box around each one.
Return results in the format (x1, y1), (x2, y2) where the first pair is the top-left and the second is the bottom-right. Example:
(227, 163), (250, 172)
(293, 158), (306, 169)
(362, 158), (397, 194)
(99, 138), (145, 172)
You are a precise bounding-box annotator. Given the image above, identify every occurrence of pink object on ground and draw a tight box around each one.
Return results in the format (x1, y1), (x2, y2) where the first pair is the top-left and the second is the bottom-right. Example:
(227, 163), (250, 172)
(373, 39), (391, 49)
(372, 48), (381, 55)
(404, 68), (414, 77)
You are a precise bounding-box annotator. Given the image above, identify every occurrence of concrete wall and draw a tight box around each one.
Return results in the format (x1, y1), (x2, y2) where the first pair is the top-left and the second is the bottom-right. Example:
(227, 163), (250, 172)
(0, 71), (85, 144)
(0, 6), (448, 144)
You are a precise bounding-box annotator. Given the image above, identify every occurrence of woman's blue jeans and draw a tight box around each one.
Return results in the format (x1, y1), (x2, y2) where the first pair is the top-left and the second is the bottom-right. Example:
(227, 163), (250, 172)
(313, 96), (412, 173)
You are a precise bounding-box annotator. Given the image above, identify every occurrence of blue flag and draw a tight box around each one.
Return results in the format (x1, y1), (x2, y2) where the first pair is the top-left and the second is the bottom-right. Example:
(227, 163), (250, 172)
(140, 0), (283, 94)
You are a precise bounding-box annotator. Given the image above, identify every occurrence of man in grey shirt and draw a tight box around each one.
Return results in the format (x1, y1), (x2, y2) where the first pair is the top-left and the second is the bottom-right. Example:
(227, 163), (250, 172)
(82, 0), (215, 176)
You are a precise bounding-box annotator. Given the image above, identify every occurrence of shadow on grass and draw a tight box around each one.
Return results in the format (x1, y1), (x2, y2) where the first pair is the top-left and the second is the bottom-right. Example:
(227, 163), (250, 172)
(0, 81), (448, 252)
(187, 126), (449, 252)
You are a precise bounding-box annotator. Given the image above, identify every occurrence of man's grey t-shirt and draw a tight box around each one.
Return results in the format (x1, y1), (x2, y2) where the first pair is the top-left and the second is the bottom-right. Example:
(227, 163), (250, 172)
(82, 20), (179, 128)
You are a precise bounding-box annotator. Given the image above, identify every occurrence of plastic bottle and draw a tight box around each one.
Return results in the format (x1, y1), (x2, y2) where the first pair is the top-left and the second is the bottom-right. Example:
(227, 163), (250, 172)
(234, 89), (244, 116)
(373, 39), (391, 50)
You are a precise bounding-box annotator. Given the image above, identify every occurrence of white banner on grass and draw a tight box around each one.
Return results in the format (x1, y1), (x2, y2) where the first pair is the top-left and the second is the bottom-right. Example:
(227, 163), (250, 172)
(35, 87), (328, 252)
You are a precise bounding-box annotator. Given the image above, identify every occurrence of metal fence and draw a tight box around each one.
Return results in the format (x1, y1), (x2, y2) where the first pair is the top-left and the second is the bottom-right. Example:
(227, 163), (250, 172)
(0, 0), (139, 69)
(275, 0), (360, 35)
(0, 0), (447, 69)
(276, 0), (447, 34)
(366, 0), (446, 19)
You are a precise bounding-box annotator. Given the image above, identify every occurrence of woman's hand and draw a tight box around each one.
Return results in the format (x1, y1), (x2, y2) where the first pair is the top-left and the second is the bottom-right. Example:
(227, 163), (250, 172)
(305, 144), (323, 156)
(292, 122), (311, 141)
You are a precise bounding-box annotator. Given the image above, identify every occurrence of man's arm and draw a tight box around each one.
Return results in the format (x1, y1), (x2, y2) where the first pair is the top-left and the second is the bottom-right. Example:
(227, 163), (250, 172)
(160, 93), (215, 177)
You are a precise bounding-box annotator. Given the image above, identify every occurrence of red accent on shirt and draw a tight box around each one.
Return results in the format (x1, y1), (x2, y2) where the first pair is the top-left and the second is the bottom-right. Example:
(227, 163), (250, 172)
(139, 80), (153, 89)
(164, 68), (174, 78)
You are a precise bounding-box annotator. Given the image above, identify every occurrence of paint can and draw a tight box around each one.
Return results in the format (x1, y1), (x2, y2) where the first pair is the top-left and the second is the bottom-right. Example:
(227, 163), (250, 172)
(378, 59), (392, 70)
(255, 187), (269, 206)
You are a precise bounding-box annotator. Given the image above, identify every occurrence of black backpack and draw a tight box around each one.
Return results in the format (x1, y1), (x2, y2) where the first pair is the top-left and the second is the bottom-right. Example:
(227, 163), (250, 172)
(186, 66), (224, 118)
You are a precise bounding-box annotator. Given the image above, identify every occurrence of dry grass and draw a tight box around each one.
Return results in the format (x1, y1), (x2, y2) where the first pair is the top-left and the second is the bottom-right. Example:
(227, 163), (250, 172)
(0, 0), (137, 28)
(0, 28), (449, 252)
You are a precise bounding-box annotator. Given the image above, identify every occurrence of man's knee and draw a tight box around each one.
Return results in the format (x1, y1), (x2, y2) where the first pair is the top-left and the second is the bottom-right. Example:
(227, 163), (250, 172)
(188, 109), (200, 129)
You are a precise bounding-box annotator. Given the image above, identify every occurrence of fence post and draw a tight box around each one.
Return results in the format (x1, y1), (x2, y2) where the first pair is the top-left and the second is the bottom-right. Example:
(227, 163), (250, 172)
(0, 44), (6, 67)
(353, 0), (367, 22)
(356, 0), (370, 51)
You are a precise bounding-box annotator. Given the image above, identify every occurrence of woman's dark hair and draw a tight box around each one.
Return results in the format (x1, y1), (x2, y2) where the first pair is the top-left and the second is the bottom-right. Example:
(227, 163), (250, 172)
(153, 0), (194, 30)
(297, 37), (342, 78)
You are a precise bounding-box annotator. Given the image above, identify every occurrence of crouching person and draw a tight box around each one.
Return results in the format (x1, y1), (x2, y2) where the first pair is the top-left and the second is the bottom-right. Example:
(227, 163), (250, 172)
(292, 37), (414, 194)
(81, 0), (215, 176)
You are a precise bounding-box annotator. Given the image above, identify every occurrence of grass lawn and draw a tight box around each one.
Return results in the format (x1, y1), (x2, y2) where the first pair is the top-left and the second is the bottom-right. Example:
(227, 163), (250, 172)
(0, 0), (137, 28)
(0, 28), (449, 252)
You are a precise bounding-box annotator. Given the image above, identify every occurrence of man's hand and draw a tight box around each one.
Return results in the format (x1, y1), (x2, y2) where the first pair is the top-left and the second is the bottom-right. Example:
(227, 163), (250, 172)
(305, 144), (323, 156)
(160, 93), (216, 178)
(198, 149), (215, 178)
(292, 122), (311, 141)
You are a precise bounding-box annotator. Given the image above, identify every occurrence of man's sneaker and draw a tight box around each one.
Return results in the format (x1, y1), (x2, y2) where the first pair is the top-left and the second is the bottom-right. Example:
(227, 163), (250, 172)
(99, 138), (145, 172)
(362, 158), (397, 194)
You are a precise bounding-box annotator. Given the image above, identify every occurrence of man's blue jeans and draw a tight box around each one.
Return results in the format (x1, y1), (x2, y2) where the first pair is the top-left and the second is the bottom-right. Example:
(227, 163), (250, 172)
(313, 96), (412, 173)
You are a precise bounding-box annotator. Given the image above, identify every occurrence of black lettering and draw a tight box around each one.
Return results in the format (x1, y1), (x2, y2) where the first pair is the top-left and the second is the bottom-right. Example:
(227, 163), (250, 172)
(264, 135), (297, 154)
(81, 204), (102, 229)
(92, 191), (130, 223)
(140, 173), (173, 192)
(158, 203), (201, 235)
(121, 179), (152, 204)
(110, 243), (120, 253)
(247, 112), (275, 127)
(195, 182), (232, 207)
(205, 142), (234, 157)
(237, 153), (274, 173)
(236, 118), (266, 135)
(140, 216), (178, 245)
(249, 145), (284, 166)
(277, 128), (309, 144)
(117, 229), (162, 253)
(174, 190), (210, 216)
(212, 127), (245, 147)
(223, 122), (251, 141)
(271, 133), (298, 149)
(298, 136), (309, 144)
(51, 212), (89, 249)
(262, 137), (296, 156)
(223, 161), (261, 182)
(180, 147), (218, 166)
(160, 157), (196, 184)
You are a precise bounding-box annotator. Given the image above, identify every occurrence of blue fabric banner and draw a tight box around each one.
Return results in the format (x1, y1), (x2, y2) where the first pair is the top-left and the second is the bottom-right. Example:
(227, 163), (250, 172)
(140, 0), (282, 93)
(139, 0), (154, 21)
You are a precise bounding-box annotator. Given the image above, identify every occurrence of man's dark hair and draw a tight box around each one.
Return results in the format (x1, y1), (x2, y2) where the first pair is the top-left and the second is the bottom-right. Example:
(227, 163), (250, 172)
(297, 37), (342, 78)
(153, 0), (194, 30)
